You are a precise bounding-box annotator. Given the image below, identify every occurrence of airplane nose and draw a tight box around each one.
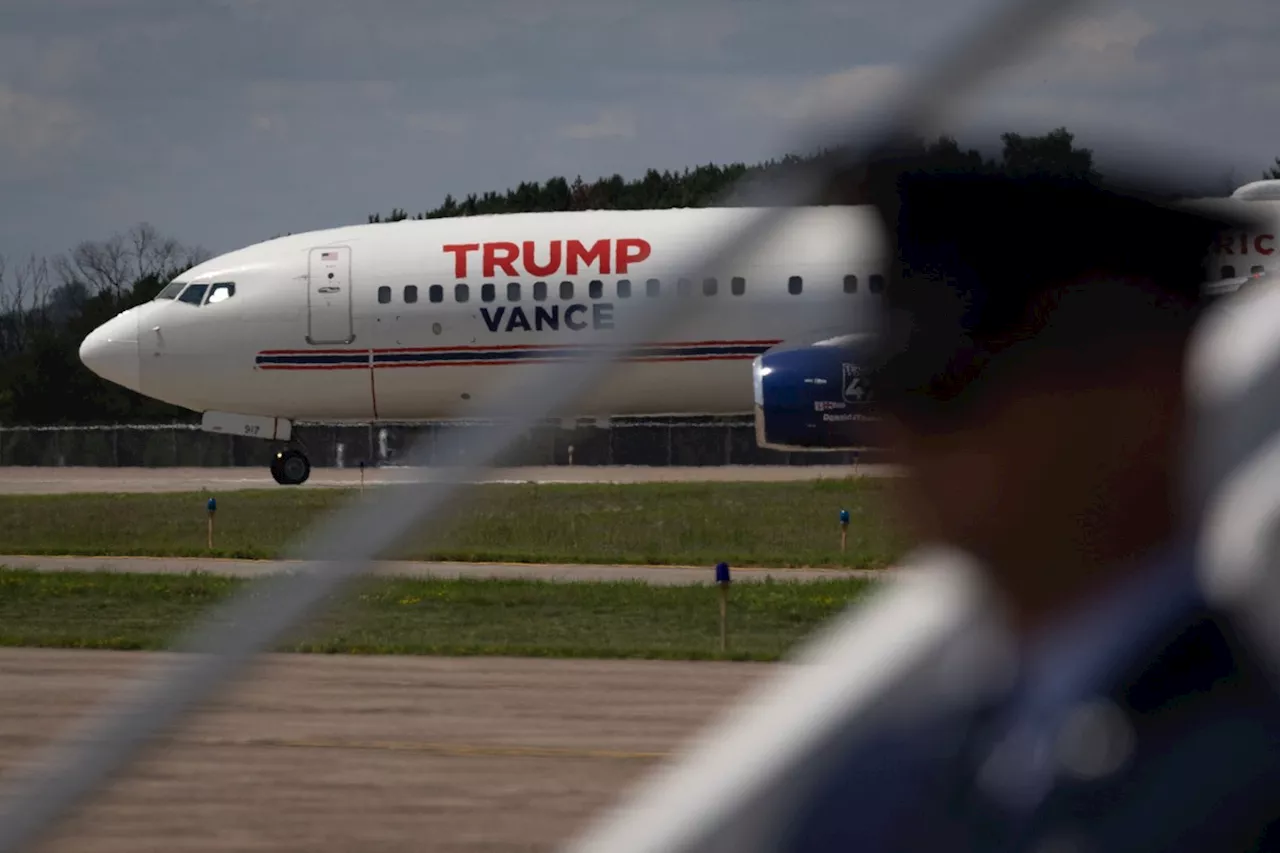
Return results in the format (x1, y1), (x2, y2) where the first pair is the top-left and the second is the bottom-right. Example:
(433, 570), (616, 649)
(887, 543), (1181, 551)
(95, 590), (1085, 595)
(79, 312), (141, 392)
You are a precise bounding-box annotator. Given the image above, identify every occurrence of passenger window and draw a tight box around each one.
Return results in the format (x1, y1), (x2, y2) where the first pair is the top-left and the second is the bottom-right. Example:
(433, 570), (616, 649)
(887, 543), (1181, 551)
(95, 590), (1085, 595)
(1221, 265), (1236, 279)
(560, 280), (574, 300)
(703, 277), (717, 296)
(481, 283), (495, 303)
(178, 283), (209, 305)
(534, 281), (547, 301)
(617, 279), (631, 298)
(404, 285), (418, 304)
(206, 282), (236, 304)
(869, 274), (885, 294)
(589, 279), (603, 299)
(429, 285), (443, 303)
(507, 282), (521, 301)
(455, 283), (469, 302)
(843, 275), (858, 294)
(377, 286), (391, 304)
(646, 278), (660, 297)
(731, 276), (745, 296)
(788, 276), (802, 295)
(154, 281), (186, 300)
(677, 278), (692, 296)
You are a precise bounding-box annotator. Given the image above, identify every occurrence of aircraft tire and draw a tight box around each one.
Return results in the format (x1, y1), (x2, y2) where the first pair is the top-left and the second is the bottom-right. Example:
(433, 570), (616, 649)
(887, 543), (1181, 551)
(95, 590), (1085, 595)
(271, 448), (311, 486)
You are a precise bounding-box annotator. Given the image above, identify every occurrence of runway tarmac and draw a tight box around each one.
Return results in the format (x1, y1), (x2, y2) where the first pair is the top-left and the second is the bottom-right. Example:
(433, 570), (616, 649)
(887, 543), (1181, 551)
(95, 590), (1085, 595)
(0, 554), (885, 584)
(0, 463), (900, 494)
(0, 648), (773, 852)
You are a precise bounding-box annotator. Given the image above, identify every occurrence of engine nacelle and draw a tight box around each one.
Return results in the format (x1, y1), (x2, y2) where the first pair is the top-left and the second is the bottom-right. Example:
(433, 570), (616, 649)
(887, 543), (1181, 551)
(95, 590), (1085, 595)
(752, 337), (880, 451)
(1231, 180), (1280, 201)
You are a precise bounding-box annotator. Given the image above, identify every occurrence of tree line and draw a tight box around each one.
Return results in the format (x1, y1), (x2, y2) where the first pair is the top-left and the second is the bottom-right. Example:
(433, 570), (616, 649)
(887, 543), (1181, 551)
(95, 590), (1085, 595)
(0, 128), (1271, 426)
(365, 128), (1101, 222)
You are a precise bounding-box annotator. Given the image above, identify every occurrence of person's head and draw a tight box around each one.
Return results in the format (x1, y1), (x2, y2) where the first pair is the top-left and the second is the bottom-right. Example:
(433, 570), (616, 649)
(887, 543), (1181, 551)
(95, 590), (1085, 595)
(863, 168), (1246, 623)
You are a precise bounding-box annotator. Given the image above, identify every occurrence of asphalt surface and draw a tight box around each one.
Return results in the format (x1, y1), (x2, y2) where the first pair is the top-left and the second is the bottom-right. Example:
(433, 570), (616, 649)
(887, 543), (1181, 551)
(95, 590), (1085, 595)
(0, 649), (775, 853)
(0, 554), (885, 584)
(0, 464), (900, 494)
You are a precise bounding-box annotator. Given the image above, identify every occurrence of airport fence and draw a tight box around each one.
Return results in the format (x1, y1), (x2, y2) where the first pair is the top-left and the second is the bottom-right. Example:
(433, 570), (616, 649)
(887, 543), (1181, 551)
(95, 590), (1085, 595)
(0, 418), (874, 468)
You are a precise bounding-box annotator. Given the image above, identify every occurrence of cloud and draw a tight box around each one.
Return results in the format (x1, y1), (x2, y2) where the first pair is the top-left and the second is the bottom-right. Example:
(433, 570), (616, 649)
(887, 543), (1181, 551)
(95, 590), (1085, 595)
(250, 113), (285, 134)
(737, 65), (906, 124)
(31, 36), (100, 91)
(0, 85), (88, 180)
(992, 9), (1164, 91)
(562, 109), (637, 140)
(403, 111), (472, 136)
(2, 0), (1280, 263)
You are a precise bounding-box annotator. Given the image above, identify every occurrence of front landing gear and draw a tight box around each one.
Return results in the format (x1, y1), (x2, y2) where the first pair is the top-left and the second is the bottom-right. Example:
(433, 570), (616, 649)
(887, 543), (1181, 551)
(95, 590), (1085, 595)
(271, 447), (311, 486)
(196, 411), (309, 486)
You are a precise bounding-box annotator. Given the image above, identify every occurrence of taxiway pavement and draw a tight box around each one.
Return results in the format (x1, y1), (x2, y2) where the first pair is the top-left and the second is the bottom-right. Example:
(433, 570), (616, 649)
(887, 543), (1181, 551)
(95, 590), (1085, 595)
(0, 463), (900, 494)
(0, 554), (884, 584)
(0, 649), (773, 853)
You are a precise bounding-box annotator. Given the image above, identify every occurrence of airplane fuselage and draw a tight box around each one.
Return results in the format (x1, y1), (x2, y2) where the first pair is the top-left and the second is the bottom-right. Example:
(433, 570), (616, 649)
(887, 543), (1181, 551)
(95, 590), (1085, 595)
(80, 206), (889, 422)
(77, 199), (1280, 483)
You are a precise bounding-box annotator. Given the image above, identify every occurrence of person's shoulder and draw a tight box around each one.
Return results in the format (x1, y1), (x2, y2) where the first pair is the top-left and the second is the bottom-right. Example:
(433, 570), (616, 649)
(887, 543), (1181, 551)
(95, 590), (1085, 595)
(1036, 603), (1280, 852)
(1105, 568), (1278, 720)
(1105, 564), (1280, 794)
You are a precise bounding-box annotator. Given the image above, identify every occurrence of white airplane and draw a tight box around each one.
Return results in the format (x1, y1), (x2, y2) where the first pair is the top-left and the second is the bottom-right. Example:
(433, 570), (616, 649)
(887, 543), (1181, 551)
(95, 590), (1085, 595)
(78, 193), (1280, 485)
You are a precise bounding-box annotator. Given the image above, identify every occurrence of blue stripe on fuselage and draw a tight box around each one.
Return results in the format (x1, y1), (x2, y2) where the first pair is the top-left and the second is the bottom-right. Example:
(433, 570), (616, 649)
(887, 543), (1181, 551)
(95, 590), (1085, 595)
(255, 341), (777, 368)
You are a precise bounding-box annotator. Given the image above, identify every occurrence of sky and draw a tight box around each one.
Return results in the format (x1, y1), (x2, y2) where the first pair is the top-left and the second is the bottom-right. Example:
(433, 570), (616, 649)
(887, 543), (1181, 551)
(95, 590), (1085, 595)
(1, 0), (1278, 263)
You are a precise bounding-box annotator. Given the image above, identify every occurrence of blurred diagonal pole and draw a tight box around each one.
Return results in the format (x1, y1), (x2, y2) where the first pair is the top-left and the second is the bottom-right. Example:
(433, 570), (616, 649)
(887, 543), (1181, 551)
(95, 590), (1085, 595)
(0, 0), (1088, 850)
(1189, 285), (1280, 670)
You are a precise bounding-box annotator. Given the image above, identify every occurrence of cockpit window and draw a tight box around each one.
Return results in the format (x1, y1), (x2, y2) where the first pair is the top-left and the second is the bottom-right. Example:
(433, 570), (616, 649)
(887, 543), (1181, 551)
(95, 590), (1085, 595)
(206, 282), (235, 304)
(154, 281), (186, 300)
(178, 283), (209, 305)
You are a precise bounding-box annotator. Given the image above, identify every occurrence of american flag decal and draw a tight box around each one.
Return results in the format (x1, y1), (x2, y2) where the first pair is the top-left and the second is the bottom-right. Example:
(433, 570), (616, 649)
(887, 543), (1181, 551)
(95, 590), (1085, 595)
(321, 251), (338, 261)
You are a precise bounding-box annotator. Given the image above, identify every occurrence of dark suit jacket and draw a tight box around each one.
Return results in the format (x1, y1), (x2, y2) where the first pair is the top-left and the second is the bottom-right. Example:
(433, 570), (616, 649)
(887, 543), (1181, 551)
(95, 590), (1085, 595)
(779, 560), (1280, 852)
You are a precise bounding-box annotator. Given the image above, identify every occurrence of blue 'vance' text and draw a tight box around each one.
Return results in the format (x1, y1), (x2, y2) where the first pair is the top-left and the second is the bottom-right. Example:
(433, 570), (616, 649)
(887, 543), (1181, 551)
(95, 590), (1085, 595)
(480, 303), (615, 333)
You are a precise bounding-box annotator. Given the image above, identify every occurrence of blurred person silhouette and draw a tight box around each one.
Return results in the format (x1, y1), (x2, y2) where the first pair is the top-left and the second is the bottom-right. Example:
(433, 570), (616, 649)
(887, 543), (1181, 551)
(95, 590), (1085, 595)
(779, 163), (1280, 852)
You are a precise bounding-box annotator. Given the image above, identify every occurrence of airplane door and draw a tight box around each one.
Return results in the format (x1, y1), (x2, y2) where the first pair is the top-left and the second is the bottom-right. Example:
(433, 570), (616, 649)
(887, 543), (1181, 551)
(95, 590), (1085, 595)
(307, 246), (354, 344)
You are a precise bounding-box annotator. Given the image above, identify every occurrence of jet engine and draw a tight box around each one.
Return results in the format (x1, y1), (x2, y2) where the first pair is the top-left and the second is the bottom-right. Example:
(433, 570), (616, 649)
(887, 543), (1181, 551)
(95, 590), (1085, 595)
(751, 335), (880, 451)
(1231, 180), (1280, 201)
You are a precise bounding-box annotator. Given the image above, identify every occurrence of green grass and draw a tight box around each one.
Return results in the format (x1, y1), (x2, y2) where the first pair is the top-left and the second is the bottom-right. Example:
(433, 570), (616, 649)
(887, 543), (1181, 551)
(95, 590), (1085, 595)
(0, 569), (879, 661)
(0, 480), (908, 568)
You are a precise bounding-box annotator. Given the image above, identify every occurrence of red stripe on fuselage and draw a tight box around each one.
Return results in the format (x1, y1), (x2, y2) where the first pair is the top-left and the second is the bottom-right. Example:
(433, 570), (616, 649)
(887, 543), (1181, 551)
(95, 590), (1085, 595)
(258, 353), (765, 370)
(258, 339), (784, 356)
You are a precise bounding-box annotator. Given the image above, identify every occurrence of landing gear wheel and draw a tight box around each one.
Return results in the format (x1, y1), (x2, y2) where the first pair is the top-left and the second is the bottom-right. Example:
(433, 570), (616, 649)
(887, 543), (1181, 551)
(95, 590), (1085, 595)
(270, 448), (311, 486)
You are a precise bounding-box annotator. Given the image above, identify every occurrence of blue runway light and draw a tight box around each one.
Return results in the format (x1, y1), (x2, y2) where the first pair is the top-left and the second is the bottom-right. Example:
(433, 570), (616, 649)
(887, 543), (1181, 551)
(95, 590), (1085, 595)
(715, 562), (731, 584)
(839, 509), (850, 526)
(207, 497), (217, 513)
